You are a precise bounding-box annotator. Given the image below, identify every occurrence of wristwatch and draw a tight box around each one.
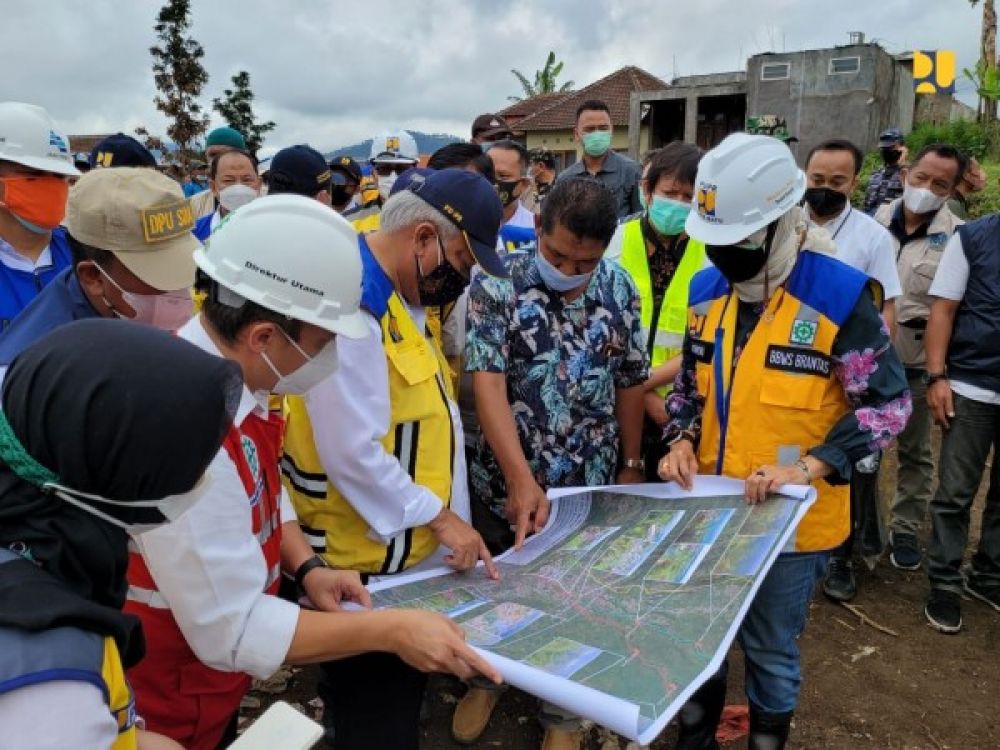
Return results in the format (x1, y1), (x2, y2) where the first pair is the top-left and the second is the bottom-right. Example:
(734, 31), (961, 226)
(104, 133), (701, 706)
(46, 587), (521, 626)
(294, 555), (330, 589)
(623, 458), (645, 472)
(922, 370), (947, 386)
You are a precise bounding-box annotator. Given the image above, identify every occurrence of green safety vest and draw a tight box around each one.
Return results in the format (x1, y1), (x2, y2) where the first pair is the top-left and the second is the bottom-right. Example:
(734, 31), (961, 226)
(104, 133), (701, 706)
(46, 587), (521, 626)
(619, 218), (706, 396)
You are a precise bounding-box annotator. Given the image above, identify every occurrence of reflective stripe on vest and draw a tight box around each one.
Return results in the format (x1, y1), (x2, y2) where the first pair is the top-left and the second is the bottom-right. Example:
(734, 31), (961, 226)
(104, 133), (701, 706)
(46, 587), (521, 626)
(282, 292), (456, 574)
(124, 412), (284, 750)
(618, 218), (706, 396)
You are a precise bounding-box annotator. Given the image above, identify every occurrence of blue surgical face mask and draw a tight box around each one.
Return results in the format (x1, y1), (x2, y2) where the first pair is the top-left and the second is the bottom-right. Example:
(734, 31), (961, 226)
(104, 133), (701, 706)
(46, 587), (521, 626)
(535, 248), (593, 292)
(648, 195), (691, 236)
(581, 130), (612, 157)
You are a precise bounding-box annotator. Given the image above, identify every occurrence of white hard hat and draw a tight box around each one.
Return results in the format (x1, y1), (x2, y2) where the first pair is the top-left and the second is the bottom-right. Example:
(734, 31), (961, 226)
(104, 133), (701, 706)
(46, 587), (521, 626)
(0, 102), (80, 177)
(194, 194), (368, 338)
(685, 133), (805, 246)
(369, 130), (418, 164)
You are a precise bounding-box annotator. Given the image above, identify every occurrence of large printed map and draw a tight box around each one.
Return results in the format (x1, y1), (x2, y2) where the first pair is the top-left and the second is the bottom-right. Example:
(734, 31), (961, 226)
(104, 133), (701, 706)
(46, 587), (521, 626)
(369, 477), (815, 744)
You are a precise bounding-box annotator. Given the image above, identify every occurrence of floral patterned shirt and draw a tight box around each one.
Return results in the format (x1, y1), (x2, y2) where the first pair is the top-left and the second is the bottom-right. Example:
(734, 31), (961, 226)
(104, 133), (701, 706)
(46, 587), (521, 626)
(465, 247), (649, 517)
(665, 285), (911, 483)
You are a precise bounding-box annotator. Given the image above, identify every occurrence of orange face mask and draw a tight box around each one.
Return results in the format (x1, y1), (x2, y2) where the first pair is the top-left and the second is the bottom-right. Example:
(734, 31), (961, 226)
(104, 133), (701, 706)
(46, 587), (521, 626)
(0, 175), (70, 233)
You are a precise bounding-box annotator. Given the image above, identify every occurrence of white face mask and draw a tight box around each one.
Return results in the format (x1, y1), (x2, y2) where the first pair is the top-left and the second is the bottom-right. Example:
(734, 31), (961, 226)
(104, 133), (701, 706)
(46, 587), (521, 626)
(260, 327), (339, 395)
(44, 474), (212, 536)
(97, 265), (194, 332)
(902, 183), (946, 215)
(377, 172), (397, 201)
(218, 184), (259, 213)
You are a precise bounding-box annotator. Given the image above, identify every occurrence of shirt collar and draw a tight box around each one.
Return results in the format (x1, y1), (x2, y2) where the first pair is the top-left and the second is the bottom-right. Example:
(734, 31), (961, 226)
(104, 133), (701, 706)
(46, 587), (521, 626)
(0, 237), (53, 273)
(177, 315), (267, 424)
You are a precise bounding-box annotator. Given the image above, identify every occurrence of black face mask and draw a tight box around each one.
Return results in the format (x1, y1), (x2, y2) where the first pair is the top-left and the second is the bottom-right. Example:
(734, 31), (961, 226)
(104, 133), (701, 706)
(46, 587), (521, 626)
(416, 240), (469, 306)
(705, 244), (768, 283)
(495, 179), (522, 207)
(880, 147), (902, 166)
(330, 185), (354, 209)
(803, 187), (848, 219)
(705, 223), (778, 284)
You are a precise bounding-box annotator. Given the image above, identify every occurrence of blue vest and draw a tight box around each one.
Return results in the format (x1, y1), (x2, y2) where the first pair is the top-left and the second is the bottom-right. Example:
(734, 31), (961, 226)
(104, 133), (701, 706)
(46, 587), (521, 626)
(193, 213), (213, 242)
(0, 228), (73, 332)
(0, 267), (99, 367)
(950, 216), (1000, 392)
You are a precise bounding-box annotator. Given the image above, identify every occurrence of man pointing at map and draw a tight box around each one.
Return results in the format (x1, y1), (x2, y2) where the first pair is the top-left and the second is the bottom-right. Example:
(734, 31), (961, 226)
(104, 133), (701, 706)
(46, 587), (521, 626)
(658, 134), (910, 749)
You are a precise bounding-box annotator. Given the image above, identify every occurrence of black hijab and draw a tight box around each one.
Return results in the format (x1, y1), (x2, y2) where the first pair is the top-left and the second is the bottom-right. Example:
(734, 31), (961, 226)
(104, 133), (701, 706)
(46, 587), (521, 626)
(0, 318), (241, 665)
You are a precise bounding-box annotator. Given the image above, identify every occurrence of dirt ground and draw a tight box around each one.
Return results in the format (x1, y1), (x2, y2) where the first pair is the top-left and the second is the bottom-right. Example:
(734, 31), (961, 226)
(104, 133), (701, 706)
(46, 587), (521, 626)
(243, 442), (997, 749)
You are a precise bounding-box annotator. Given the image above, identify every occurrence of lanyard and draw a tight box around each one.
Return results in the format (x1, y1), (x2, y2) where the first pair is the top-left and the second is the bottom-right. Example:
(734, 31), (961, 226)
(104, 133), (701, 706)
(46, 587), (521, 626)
(712, 293), (736, 475)
(830, 207), (851, 241)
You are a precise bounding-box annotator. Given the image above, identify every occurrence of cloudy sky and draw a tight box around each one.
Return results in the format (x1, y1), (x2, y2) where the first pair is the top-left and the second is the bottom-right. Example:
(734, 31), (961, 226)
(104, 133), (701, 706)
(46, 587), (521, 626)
(2, 0), (983, 152)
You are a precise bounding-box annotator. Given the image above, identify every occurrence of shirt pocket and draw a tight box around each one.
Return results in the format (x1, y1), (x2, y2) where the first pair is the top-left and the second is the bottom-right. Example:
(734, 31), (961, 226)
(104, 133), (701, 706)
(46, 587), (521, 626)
(758, 366), (827, 412)
(904, 249), (941, 301)
(385, 337), (438, 387)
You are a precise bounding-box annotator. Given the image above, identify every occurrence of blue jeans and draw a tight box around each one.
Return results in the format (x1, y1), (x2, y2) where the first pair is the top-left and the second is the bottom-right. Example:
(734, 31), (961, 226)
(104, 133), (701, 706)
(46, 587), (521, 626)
(736, 551), (829, 713)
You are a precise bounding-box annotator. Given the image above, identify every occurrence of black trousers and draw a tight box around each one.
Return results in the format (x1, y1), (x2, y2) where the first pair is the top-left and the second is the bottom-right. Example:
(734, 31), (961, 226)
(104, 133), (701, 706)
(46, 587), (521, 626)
(318, 653), (428, 750)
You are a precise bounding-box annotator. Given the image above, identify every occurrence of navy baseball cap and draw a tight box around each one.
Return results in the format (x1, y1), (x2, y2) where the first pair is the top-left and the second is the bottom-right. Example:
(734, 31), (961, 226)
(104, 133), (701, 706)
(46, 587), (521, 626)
(268, 145), (332, 197)
(90, 133), (157, 169)
(390, 166), (433, 196)
(409, 169), (507, 278)
(329, 155), (363, 184)
(878, 128), (904, 147)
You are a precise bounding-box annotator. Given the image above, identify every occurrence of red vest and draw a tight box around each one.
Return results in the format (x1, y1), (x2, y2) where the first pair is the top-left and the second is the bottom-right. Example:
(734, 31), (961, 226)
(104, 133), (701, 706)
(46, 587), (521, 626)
(125, 412), (284, 750)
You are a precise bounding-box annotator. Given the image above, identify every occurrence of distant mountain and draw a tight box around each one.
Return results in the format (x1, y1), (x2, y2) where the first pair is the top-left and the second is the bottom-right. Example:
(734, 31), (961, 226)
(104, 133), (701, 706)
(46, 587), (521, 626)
(325, 131), (463, 162)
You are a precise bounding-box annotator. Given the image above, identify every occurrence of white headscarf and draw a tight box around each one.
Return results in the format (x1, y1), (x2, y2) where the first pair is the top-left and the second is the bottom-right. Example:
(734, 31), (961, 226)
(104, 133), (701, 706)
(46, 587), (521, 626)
(731, 208), (836, 303)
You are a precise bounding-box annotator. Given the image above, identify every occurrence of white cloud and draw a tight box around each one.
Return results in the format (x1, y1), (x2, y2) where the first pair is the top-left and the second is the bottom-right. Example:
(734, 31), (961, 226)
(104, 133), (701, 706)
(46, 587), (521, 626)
(0, 0), (982, 152)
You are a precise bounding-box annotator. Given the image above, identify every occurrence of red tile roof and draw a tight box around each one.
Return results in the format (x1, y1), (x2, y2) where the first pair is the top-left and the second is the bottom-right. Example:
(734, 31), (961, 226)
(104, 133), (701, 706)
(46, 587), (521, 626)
(505, 66), (668, 132)
(499, 93), (572, 127)
(69, 134), (112, 154)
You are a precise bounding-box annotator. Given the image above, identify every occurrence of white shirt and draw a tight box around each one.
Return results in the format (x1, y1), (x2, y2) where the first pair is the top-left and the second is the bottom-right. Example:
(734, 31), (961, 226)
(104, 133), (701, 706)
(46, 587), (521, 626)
(0, 237), (52, 272)
(495, 203), (535, 253)
(0, 680), (118, 749)
(928, 234), (1000, 405)
(807, 204), (902, 299)
(131, 315), (300, 679)
(304, 303), (470, 546)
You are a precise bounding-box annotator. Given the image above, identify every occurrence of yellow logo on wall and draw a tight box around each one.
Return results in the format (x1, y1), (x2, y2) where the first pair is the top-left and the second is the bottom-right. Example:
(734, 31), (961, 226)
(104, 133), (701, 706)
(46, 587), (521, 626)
(913, 50), (956, 95)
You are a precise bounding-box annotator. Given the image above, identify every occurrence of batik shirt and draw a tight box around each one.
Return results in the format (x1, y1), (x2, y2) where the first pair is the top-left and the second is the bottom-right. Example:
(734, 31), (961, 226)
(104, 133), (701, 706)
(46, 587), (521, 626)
(465, 247), (649, 518)
(664, 286), (911, 483)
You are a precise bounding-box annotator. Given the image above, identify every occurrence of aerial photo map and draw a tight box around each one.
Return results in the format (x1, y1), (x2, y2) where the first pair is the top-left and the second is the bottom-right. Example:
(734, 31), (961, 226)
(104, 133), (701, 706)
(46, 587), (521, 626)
(369, 477), (815, 745)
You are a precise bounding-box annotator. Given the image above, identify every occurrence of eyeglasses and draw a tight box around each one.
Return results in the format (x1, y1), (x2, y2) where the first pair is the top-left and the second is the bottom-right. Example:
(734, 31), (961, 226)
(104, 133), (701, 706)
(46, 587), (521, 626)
(374, 163), (412, 177)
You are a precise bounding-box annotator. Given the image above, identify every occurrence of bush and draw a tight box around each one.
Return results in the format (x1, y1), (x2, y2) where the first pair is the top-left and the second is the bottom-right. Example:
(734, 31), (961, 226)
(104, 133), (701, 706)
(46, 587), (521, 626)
(904, 119), (998, 161)
(965, 161), (1000, 219)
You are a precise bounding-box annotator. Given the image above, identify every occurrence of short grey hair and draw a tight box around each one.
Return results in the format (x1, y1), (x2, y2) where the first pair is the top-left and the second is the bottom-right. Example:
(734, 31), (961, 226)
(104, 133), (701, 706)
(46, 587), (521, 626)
(379, 190), (459, 240)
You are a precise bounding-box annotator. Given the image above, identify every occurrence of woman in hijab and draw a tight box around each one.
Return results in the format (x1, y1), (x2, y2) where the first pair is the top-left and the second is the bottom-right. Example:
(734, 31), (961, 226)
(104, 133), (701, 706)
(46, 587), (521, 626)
(657, 134), (911, 749)
(0, 318), (242, 750)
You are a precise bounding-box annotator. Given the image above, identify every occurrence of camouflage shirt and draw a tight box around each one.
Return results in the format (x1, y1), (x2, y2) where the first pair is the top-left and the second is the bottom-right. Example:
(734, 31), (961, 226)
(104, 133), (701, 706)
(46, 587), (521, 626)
(862, 164), (904, 215)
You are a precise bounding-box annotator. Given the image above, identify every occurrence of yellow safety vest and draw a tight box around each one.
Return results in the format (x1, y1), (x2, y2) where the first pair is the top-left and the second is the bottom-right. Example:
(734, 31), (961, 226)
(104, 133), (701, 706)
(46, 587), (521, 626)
(282, 292), (456, 574)
(618, 218), (706, 396)
(346, 203), (381, 234)
(687, 250), (876, 552)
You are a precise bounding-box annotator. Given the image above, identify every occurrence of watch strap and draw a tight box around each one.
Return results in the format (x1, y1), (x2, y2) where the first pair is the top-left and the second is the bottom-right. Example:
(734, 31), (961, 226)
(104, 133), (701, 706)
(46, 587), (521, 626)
(294, 555), (329, 589)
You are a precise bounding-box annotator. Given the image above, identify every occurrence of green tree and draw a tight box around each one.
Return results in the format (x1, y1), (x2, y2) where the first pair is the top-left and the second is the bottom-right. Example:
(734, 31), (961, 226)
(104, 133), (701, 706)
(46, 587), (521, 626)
(212, 71), (276, 154)
(509, 52), (574, 103)
(967, 0), (998, 122)
(149, 0), (209, 164)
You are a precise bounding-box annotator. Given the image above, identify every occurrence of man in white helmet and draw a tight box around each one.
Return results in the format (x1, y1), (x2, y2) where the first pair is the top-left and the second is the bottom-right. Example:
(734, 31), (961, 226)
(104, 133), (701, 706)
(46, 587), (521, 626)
(124, 195), (501, 750)
(344, 129), (419, 233)
(0, 102), (80, 329)
(657, 133), (910, 749)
